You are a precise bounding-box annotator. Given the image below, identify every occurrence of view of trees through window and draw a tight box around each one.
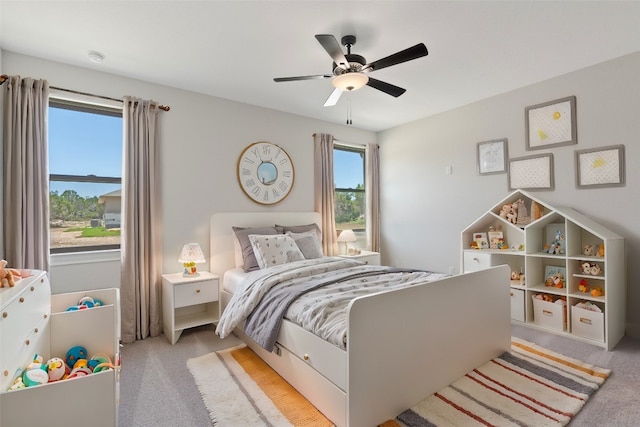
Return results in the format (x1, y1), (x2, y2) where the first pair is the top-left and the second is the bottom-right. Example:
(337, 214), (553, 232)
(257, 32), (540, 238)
(334, 146), (366, 240)
(49, 100), (123, 253)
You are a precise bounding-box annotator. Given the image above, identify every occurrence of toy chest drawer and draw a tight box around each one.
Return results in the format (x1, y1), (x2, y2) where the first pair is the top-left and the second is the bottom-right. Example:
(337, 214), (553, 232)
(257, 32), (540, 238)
(463, 251), (491, 273)
(571, 305), (604, 342)
(532, 297), (566, 332)
(509, 288), (525, 322)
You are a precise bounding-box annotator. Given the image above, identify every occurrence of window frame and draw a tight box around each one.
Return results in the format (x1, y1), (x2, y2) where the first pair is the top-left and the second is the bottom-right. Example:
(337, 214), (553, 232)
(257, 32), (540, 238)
(333, 143), (367, 235)
(48, 97), (123, 254)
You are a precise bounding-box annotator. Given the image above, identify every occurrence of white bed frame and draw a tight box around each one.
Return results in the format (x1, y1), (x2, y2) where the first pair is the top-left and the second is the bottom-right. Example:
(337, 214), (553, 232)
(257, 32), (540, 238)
(210, 212), (511, 427)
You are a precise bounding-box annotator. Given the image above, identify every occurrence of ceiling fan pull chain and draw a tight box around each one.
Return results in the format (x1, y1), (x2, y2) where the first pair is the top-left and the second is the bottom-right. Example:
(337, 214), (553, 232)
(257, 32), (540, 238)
(347, 93), (352, 125)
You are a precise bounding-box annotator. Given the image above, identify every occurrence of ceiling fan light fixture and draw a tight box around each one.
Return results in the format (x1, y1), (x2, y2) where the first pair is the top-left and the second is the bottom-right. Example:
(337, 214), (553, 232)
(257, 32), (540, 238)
(332, 72), (369, 91)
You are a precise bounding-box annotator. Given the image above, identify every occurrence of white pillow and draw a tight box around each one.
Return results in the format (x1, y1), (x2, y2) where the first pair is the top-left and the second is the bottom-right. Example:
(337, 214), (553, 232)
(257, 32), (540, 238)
(249, 234), (304, 269)
(286, 230), (324, 259)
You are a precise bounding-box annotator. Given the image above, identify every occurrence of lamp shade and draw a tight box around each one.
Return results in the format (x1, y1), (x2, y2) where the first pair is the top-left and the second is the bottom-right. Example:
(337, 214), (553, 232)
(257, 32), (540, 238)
(337, 229), (357, 243)
(332, 73), (369, 91)
(178, 243), (206, 263)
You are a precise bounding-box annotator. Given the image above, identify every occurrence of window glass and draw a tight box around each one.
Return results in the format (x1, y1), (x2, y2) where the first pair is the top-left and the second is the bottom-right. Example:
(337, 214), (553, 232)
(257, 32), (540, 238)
(334, 145), (366, 248)
(49, 100), (123, 253)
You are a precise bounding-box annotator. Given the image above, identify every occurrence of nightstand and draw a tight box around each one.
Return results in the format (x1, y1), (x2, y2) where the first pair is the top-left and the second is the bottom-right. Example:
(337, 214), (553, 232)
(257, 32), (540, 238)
(338, 250), (381, 265)
(162, 271), (219, 345)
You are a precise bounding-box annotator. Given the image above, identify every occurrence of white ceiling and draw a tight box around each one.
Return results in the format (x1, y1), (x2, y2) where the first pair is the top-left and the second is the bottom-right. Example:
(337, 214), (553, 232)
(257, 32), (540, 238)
(2, 1), (640, 132)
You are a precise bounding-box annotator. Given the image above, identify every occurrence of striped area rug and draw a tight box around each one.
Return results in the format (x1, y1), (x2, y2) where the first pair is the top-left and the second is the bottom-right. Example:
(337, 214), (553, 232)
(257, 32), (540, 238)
(384, 337), (610, 427)
(187, 344), (333, 426)
(188, 337), (609, 426)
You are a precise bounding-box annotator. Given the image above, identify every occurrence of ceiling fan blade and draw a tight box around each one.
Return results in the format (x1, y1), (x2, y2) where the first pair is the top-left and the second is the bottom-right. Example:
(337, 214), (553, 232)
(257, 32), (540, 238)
(363, 43), (428, 72)
(366, 77), (406, 97)
(274, 74), (332, 82)
(323, 88), (343, 107)
(315, 34), (349, 69)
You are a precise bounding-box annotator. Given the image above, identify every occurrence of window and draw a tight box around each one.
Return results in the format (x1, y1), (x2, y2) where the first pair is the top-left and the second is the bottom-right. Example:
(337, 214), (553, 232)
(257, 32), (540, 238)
(48, 98), (123, 253)
(333, 144), (366, 245)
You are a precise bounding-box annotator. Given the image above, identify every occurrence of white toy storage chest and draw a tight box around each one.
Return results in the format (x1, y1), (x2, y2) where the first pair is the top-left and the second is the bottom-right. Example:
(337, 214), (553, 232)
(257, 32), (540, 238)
(0, 270), (120, 427)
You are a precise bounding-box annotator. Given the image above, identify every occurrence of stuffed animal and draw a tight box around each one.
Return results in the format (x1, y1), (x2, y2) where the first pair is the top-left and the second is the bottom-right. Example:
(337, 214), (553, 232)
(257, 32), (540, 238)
(583, 244), (594, 256)
(591, 286), (604, 297)
(46, 357), (69, 382)
(597, 244), (605, 257)
(581, 262), (592, 275)
(0, 259), (19, 288)
(578, 279), (590, 293)
(65, 346), (88, 369)
(590, 264), (602, 276)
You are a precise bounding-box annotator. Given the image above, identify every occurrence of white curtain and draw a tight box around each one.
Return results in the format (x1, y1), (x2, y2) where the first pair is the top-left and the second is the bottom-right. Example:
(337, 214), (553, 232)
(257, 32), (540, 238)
(120, 97), (163, 343)
(366, 143), (380, 252)
(313, 133), (338, 256)
(2, 76), (50, 271)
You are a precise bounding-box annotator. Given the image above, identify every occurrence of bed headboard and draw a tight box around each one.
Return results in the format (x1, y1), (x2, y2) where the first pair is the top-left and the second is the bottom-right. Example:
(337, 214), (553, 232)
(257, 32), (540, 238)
(209, 212), (322, 278)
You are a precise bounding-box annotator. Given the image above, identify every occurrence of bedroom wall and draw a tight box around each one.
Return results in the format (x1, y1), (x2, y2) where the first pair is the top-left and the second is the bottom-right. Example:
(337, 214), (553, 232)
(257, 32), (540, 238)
(378, 52), (640, 337)
(0, 50), (376, 294)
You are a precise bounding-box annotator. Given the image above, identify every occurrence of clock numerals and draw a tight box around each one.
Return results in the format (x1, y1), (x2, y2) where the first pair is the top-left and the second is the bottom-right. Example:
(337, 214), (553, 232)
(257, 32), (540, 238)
(262, 144), (271, 156)
(242, 167), (252, 176)
(278, 181), (289, 192)
(263, 191), (269, 202)
(242, 156), (256, 165)
(278, 157), (289, 166)
(282, 170), (292, 178)
(251, 186), (261, 196)
(271, 188), (281, 198)
(244, 178), (256, 188)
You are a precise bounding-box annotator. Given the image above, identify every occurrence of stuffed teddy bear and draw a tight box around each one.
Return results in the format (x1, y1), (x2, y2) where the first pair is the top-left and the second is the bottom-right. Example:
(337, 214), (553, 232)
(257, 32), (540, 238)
(0, 259), (19, 288)
(581, 262), (592, 274)
(583, 244), (594, 256)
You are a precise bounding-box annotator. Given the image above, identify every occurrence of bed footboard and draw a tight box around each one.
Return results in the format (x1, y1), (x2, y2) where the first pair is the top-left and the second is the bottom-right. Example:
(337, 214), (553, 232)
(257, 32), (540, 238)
(346, 265), (511, 426)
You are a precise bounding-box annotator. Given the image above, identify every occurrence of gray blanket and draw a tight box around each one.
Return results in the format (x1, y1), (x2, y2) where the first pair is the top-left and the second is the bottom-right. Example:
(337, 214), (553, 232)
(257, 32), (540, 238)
(244, 266), (423, 351)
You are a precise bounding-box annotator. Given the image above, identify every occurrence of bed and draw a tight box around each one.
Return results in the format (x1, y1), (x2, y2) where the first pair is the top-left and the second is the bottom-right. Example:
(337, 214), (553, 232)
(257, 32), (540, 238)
(210, 212), (511, 427)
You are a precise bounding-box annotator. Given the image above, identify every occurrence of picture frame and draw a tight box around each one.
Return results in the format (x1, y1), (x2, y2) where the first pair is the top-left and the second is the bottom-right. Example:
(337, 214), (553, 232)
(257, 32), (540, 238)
(473, 232), (488, 249)
(487, 230), (504, 249)
(525, 96), (577, 150)
(544, 265), (566, 288)
(477, 138), (508, 175)
(575, 144), (625, 189)
(508, 153), (554, 191)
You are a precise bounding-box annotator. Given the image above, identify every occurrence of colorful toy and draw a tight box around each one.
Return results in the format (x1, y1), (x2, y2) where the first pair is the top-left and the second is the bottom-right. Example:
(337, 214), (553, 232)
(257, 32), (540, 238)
(46, 357), (69, 382)
(66, 296), (104, 311)
(66, 346), (88, 369)
(546, 231), (565, 255)
(591, 286), (604, 297)
(597, 244), (605, 257)
(581, 261), (592, 274)
(22, 355), (49, 387)
(578, 279), (590, 293)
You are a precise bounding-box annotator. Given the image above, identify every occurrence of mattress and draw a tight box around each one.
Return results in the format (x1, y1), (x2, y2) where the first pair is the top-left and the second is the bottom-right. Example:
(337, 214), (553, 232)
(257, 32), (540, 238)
(222, 268), (249, 293)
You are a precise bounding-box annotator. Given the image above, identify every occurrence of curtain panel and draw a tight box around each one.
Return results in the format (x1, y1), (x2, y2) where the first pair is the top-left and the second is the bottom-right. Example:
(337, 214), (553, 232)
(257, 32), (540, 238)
(313, 133), (338, 256)
(120, 97), (163, 343)
(366, 143), (380, 252)
(2, 76), (50, 271)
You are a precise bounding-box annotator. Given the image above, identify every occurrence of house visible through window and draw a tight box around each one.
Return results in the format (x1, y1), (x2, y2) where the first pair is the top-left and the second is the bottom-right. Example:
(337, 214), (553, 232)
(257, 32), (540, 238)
(48, 98), (123, 253)
(333, 144), (366, 247)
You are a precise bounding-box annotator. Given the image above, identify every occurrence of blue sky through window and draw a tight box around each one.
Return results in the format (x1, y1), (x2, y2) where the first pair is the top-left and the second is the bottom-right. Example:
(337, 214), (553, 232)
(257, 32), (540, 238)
(49, 106), (122, 198)
(334, 149), (364, 189)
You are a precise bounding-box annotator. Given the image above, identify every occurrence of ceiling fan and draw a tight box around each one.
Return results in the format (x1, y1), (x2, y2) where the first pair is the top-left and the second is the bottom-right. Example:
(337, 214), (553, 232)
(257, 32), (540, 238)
(274, 34), (428, 107)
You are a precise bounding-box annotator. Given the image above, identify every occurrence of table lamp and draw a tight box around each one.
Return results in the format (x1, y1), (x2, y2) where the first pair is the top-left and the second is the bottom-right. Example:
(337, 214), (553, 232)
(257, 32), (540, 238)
(178, 243), (205, 277)
(337, 229), (357, 255)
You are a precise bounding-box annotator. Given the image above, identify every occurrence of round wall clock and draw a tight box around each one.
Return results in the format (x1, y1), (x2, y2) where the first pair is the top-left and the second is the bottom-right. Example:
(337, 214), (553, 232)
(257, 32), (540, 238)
(237, 141), (295, 205)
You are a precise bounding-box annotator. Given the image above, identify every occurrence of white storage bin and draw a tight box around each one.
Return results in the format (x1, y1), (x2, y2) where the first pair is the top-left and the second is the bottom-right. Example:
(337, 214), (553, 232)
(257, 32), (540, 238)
(571, 305), (605, 342)
(510, 289), (525, 322)
(1, 272), (120, 427)
(532, 296), (566, 331)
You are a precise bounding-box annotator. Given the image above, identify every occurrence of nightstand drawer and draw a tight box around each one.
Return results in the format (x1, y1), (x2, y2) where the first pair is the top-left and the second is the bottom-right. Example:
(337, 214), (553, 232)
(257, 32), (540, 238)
(174, 280), (218, 308)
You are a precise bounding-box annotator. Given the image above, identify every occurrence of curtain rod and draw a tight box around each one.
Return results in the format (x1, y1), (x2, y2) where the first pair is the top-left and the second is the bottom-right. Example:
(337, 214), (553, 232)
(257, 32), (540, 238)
(0, 74), (170, 111)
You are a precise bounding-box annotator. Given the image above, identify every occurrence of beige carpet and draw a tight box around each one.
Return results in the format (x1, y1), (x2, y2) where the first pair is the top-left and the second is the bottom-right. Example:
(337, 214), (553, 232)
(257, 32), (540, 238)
(188, 337), (610, 426)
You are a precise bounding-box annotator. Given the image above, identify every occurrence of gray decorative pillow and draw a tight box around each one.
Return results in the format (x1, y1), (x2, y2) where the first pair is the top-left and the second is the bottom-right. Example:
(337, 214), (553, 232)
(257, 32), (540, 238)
(286, 231), (324, 259)
(232, 226), (282, 272)
(276, 223), (321, 240)
(249, 234), (304, 269)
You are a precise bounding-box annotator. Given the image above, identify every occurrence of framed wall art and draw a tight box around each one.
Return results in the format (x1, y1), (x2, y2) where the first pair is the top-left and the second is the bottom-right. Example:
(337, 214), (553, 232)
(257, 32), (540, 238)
(575, 144), (625, 189)
(477, 138), (508, 175)
(508, 153), (554, 191)
(525, 96), (577, 150)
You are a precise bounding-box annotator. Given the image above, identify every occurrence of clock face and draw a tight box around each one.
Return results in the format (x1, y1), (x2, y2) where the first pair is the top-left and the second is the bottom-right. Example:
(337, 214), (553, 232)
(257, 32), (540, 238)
(237, 142), (295, 205)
